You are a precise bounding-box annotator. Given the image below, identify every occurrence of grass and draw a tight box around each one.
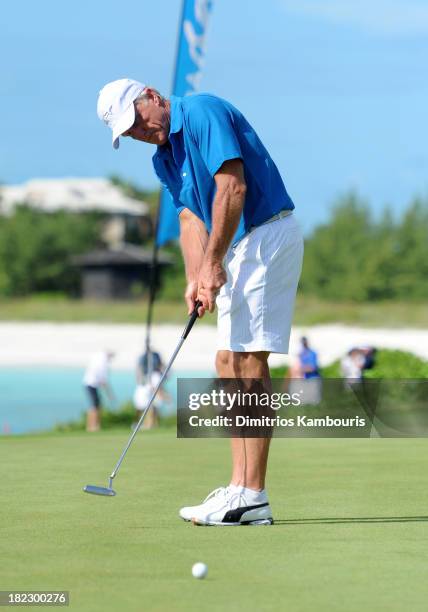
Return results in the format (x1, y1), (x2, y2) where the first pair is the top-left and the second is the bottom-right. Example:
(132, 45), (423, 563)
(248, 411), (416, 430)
(3, 430), (428, 611)
(293, 295), (428, 327)
(0, 296), (192, 325)
(0, 295), (428, 327)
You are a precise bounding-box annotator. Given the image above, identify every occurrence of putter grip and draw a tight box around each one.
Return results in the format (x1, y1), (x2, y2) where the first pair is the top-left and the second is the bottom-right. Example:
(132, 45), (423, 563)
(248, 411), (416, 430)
(182, 300), (203, 339)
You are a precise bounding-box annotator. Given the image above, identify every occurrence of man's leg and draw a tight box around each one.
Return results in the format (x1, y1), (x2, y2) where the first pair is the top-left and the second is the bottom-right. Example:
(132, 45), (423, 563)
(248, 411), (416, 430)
(86, 386), (101, 432)
(86, 408), (100, 432)
(179, 350), (274, 525)
(216, 350), (271, 491)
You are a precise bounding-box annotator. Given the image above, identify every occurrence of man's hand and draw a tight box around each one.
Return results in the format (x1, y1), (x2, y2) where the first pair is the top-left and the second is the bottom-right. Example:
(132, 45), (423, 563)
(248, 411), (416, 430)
(184, 280), (199, 315)
(197, 258), (227, 314)
(103, 384), (116, 405)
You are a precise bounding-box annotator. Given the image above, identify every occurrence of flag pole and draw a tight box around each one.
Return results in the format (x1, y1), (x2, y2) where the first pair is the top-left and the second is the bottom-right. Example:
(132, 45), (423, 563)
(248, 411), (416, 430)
(143, 0), (186, 369)
(144, 201), (161, 360)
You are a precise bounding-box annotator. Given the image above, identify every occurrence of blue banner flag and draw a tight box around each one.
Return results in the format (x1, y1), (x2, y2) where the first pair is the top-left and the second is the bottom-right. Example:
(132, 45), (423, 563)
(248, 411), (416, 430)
(156, 0), (214, 246)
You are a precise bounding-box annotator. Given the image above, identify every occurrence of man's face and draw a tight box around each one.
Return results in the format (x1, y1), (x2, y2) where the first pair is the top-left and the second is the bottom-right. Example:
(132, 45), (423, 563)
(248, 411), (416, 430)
(122, 90), (170, 146)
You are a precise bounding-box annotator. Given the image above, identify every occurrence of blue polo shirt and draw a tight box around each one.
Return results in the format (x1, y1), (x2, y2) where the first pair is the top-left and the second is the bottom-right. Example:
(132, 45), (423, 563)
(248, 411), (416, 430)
(299, 348), (320, 379)
(152, 94), (294, 244)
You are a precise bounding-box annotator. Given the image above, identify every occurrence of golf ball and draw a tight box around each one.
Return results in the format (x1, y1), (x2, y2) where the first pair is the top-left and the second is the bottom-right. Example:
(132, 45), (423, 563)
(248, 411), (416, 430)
(192, 562), (208, 579)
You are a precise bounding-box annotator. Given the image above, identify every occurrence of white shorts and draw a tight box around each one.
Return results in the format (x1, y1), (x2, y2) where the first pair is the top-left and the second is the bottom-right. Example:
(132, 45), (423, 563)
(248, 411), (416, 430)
(216, 213), (304, 354)
(133, 385), (153, 410)
(133, 371), (162, 410)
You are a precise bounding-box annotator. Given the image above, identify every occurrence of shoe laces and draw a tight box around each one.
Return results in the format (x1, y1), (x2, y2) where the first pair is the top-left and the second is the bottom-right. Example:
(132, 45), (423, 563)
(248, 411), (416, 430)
(227, 490), (247, 510)
(202, 487), (227, 504)
(202, 486), (247, 510)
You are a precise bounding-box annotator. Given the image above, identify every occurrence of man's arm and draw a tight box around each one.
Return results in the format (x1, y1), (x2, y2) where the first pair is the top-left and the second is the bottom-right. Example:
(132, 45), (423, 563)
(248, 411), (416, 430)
(179, 208), (209, 314)
(101, 381), (115, 403)
(197, 158), (246, 313)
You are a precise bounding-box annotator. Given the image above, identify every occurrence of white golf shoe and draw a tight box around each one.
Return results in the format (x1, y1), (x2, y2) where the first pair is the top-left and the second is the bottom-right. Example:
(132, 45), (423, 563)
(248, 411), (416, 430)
(179, 486), (274, 526)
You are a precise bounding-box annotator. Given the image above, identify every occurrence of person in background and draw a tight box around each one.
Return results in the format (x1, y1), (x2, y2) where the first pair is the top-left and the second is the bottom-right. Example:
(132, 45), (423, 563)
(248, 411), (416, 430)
(361, 346), (377, 375)
(137, 349), (162, 379)
(341, 346), (377, 387)
(341, 348), (365, 386)
(133, 349), (169, 429)
(83, 350), (115, 432)
(294, 336), (322, 404)
(298, 337), (321, 379)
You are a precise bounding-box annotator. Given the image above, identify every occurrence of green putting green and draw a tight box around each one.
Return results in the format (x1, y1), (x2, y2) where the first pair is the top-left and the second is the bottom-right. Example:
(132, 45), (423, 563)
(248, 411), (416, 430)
(3, 431), (428, 611)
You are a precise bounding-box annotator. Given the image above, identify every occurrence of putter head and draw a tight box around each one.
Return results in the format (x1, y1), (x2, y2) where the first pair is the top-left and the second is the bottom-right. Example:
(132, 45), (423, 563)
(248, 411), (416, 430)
(83, 484), (116, 497)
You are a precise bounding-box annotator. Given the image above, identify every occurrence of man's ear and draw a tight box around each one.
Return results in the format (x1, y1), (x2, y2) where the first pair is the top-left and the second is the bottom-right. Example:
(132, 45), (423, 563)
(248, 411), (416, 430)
(144, 87), (160, 105)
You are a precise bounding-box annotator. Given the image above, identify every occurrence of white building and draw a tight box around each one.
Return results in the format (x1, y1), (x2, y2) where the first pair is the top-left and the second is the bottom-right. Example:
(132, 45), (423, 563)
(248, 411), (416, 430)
(0, 177), (148, 217)
(0, 177), (151, 246)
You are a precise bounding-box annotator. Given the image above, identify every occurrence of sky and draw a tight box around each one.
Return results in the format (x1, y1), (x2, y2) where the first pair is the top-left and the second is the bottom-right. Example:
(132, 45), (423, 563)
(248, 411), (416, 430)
(1, 0), (427, 233)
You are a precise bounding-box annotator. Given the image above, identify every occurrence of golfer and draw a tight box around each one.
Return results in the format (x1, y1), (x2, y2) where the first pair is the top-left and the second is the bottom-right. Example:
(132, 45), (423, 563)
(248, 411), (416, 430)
(83, 350), (115, 432)
(97, 79), (304, 525)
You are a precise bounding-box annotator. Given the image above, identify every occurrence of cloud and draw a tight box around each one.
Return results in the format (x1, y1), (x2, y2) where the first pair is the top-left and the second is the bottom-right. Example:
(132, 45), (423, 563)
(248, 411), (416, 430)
(281, 0), (428, 36)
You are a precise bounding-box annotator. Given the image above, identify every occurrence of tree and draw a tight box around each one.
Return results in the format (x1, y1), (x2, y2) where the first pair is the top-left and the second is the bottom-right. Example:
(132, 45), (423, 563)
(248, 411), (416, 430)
(0, 206), (103, 296)
(301, 193), (375, 301)
(300, 193), (428, 301)
(389, 199), (428, 299)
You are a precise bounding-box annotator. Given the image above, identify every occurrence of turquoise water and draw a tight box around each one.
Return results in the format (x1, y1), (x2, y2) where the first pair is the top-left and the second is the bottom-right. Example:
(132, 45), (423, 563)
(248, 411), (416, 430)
(0, 367), (212, 435)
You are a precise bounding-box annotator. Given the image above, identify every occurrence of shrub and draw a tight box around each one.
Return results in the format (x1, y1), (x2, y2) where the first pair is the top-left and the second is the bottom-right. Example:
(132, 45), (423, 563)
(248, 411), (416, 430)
(272, 349), (428, 379)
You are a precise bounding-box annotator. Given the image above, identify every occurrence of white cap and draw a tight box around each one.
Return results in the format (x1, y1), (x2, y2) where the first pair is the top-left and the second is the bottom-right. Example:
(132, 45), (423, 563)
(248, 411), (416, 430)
(97, 78), (146, 149)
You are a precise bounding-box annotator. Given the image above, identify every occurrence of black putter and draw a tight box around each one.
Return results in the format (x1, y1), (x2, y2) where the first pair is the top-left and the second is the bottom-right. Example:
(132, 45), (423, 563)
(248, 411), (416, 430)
(83, 301), (202, 497)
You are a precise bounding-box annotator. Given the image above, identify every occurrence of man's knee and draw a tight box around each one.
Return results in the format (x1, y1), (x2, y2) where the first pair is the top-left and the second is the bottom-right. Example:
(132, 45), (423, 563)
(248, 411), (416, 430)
(230, 351), (270, 378)
(216, 350), (270, 377)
